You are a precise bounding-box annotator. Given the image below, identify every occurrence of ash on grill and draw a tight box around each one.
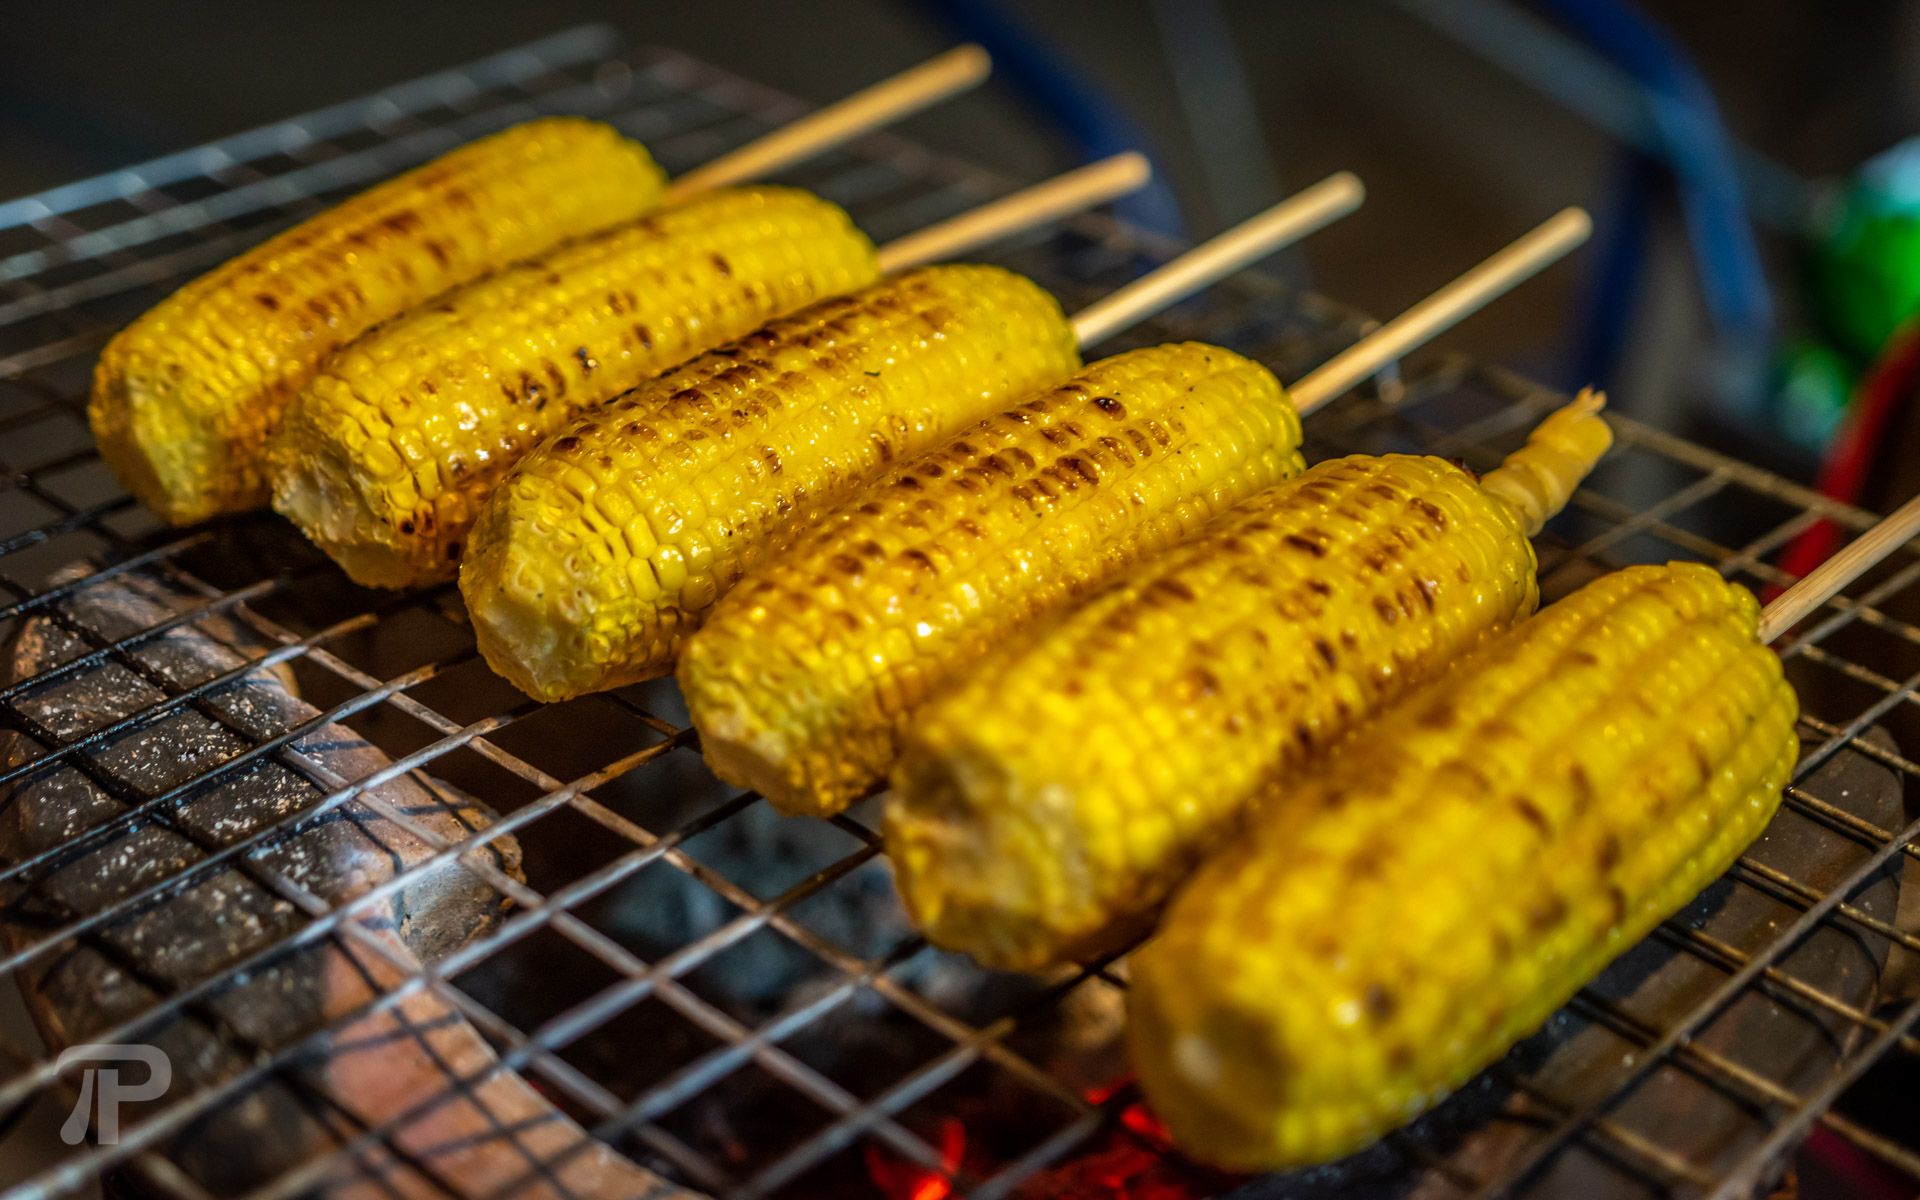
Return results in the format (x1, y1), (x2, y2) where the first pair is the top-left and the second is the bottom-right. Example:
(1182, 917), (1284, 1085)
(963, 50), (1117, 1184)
(0, 566), (683, 1198)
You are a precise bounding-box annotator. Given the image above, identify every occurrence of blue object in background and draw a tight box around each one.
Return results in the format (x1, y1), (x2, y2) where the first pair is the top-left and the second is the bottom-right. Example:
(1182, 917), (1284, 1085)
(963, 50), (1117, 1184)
(1543, 0), (1774, 361)
(1571, 148), (1657, 395)
(918, 0), (1187, 239)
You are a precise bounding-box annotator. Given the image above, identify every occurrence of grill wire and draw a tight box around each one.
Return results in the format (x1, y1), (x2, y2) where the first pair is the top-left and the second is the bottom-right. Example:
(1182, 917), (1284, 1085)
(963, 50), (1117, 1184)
(1, 23), (1918, 1200)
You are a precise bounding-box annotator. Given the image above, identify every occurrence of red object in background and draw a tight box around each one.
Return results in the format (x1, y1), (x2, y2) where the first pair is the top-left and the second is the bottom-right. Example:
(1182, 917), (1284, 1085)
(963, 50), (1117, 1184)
(1776, 321), (1920, 596)
(1798, 1125), (1917, 1200)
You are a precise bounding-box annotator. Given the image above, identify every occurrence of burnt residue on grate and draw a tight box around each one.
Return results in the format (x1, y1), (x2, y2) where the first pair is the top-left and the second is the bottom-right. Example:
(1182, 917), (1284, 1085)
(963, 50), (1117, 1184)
(0, 565), (693, 1199)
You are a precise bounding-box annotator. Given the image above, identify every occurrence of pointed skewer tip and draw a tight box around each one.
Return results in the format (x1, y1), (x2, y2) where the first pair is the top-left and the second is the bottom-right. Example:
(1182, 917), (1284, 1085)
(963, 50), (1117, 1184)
(1105, 151), (1154, 188)
(1554, 206), (1594, 242)
(945, 44), (993, 78)
(1323, 170), (1366, 205)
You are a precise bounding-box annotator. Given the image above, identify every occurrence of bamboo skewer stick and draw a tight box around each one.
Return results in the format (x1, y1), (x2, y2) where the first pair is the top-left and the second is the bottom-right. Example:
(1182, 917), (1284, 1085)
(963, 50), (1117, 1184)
(1290, 207), (1594, 415)
(875, 153), (1151, 272)
(1759, 493), (1920, 642)
(1053, 171), (1366, 348)
(879, 162), (1364, 312)
(1068, 171), (1365, 346)
(665, 45), (991, 197)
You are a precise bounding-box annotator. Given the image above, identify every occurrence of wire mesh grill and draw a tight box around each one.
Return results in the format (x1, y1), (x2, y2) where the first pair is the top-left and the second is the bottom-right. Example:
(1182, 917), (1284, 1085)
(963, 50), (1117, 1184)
(0, 23), (1917, 1200)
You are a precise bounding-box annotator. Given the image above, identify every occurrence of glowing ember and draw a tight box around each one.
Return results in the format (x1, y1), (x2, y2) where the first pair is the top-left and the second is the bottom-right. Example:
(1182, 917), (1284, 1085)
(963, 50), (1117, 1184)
(862, 1077), (1234, 1200)
(865, 1118), (965, 1200)
(1004, 1079), (1234, 1199)
(1082, 1078), (1175, 1147)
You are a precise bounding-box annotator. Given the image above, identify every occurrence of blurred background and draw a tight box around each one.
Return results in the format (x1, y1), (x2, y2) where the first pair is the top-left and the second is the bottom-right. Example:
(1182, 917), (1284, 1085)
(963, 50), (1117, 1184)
(6, 0), (1920, 513)
(4, 3), (1920, 1197)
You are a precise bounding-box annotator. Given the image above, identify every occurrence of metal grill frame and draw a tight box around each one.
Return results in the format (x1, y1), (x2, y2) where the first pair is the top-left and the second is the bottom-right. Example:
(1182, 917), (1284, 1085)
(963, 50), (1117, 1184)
(0, 23), (1916, 1200)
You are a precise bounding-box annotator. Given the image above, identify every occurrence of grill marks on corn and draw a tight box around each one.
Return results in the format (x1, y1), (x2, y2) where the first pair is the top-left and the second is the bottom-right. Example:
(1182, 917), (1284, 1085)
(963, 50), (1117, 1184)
(93, 118), (665, 523)
(461, 265), (1080, 701)
(1129, 563), (1799, 1170)
(231, 203), (440, 343)
(270, 186), (877, 587)
(888, 454), (1545, 972)
(682, 344), (1303, 817)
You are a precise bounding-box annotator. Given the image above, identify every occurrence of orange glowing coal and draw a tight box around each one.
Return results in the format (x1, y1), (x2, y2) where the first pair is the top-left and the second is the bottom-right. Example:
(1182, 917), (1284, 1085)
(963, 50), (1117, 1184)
(862, 1078), (1235, 1200)
(865, 1118), (965, 1200)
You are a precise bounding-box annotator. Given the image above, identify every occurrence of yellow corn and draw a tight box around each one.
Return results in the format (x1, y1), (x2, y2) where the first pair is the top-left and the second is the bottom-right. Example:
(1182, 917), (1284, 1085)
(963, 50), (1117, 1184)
(681, 344), (1302, 817)
(1129, 563), (1799, 1171)
(887, 393), (1612, 972)
(91, 118), (663, 524)
(461, 264), (1080, 700)
(269, 186), (877, 588)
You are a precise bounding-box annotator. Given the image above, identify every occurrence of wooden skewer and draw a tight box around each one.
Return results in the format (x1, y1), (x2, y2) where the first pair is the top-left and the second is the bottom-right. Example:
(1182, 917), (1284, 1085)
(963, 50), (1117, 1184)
(1069, 171), (1366, 346)
(1758, 493), (1920, 642)
(875, 153), (1151, 273)
(1290, 207), (1593, 415)
(665, 45), (992, 198)
(878, 166), (1357, 341)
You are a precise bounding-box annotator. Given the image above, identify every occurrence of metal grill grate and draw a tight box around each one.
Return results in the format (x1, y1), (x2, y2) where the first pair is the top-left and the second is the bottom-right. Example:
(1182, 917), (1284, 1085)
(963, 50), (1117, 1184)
(0, 24), (1917, 1200)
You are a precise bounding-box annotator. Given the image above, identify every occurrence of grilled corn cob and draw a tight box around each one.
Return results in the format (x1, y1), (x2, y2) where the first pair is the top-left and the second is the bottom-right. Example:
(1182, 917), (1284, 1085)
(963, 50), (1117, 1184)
(681, 344), (1303, 817)
(1129, 562), (1799, 1170)
(462, 264), (1080, 699)
(888, 393), (1612, 972)
(270, 186), (877, 588)
(92, 119), (663, 524)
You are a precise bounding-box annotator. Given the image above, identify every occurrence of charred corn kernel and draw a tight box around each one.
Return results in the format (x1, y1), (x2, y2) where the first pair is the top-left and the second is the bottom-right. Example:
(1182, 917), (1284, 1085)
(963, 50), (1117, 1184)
(681, 344), (1303, 818)
(270, 187), (877, 589)
(1129, 563), (1798, 1171)
(462, 264), (1080, 700)
(888, 393), (1612, 972)
(91, 119), (663, 524)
